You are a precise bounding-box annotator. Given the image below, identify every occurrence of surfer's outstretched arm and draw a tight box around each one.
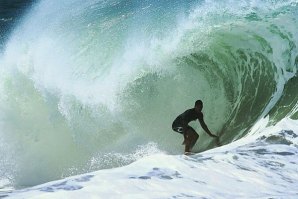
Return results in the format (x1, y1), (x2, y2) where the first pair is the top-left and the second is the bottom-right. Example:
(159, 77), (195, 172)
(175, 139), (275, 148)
(198, 115), (217, 138)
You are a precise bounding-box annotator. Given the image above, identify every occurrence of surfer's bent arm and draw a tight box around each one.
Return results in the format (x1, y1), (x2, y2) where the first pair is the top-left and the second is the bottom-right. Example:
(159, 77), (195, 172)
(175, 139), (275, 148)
(198, 115), (217, 138)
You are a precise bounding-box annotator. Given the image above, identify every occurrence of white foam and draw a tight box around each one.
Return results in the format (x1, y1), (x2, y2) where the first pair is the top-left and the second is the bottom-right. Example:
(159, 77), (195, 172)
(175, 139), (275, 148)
(4, 118), (298, 199)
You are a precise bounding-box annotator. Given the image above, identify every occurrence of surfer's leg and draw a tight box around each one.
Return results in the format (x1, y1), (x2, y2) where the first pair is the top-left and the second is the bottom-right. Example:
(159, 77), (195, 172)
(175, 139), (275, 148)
(182, 133), (187, 145)
(183, 127), (193, 153)
(188, 127), (199, 150)
(184, 137), (191, 153)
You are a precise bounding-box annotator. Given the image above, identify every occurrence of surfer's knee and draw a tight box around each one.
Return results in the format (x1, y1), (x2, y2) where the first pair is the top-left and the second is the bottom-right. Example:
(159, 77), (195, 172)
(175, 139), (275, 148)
(187, 127), (198, 136)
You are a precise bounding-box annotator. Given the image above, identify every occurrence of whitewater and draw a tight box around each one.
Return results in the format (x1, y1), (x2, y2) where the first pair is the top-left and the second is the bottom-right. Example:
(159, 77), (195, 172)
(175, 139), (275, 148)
(0, 0), (298, 198)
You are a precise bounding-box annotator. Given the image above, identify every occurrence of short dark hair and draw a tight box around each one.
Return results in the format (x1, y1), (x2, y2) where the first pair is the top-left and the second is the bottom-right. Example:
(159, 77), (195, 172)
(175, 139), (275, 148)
(195, 100), (203, 106)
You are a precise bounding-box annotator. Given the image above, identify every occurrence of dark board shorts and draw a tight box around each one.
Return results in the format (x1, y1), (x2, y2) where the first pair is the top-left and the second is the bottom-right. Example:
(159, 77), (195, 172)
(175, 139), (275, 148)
(172, 120), (195, 135)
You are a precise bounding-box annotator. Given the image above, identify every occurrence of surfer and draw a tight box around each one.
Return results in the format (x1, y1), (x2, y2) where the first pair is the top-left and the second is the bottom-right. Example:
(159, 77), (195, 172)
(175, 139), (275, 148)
(172, 100), (218, 154)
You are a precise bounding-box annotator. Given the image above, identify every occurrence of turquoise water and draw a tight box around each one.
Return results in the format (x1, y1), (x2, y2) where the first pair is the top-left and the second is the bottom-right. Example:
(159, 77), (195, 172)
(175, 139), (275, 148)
(0, 0), (297, 189)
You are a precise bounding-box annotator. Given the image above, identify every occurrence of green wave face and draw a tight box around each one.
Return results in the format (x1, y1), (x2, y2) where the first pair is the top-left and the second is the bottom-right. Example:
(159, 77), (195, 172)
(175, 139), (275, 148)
(0, 0), (297, 188)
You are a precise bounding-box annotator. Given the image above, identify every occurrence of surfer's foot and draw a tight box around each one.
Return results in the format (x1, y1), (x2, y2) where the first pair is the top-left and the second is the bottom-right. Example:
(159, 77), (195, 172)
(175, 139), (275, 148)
(184, 151), (192, 155)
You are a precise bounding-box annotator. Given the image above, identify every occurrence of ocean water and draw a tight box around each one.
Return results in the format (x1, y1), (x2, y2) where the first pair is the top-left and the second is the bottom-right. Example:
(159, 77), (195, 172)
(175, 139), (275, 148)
(0, 0), (297, 197)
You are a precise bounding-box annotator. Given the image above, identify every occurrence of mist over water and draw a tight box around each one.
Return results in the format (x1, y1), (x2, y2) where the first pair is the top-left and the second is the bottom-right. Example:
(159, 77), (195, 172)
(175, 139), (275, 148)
(0, 0), (297, 188)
